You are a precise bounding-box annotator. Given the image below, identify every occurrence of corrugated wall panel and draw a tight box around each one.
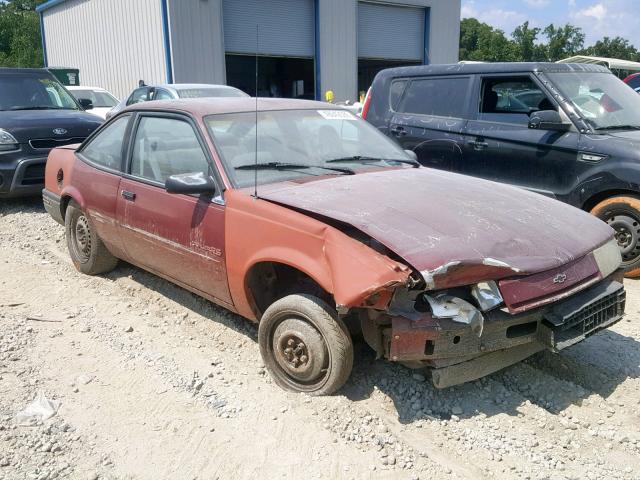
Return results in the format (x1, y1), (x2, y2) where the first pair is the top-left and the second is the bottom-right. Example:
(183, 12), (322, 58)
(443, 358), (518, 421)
(357, 2), (424, 61)
(222, 0), (315, 57)
(42, 0), (166, 99)
(167, 0), (226, 84)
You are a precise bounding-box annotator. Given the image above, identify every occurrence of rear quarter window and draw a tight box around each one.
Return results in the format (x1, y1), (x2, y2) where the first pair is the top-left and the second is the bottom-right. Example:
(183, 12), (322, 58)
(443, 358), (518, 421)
(397, 77), (470, 118)
(389, 80), (408, 111)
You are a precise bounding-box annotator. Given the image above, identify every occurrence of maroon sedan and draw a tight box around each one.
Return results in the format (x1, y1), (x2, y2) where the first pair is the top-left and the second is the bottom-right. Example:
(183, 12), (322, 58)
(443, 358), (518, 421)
(43, 98), (625, 395)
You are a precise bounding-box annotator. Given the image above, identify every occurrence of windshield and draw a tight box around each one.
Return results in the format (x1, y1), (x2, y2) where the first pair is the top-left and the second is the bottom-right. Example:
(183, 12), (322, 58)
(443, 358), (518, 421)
(70, 89), (118, 107)
(0, 73), (79, 111)
(205, 109), (412, 187)
(177, 87), (248, 99)
(547, 71), (640, 130)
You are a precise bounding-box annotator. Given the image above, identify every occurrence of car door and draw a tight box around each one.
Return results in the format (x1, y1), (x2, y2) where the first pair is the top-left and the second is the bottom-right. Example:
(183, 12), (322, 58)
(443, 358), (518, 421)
(73, 114), (133, 259)
(388, 75), (472, 171)
(116, 112), (232, 306)
(463, 74), (580, 198)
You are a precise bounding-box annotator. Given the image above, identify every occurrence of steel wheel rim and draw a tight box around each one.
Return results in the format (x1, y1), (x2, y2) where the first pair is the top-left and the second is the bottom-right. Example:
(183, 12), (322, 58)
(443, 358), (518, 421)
(73, 215), (92, 263)
(606, 213), (640, 264)
(269, 313), (330, 391)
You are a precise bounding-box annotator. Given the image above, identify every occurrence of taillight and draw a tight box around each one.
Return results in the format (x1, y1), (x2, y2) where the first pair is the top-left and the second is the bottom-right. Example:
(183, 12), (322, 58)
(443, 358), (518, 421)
(361, 88), (372, 119)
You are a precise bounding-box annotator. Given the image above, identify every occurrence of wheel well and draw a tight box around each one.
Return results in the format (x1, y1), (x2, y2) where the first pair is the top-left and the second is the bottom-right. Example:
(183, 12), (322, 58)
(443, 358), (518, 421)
(583, 189), (640, 212)
(60, 195), (73, 221)
(245, 262), (333, 318)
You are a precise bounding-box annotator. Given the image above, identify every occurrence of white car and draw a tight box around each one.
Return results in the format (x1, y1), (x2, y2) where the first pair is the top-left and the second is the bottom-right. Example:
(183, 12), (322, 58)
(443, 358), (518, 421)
(66, 86), (120, 120)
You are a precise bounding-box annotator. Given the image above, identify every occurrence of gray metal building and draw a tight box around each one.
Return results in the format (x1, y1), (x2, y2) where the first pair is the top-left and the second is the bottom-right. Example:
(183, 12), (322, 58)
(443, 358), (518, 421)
(37, 0), (461, 101)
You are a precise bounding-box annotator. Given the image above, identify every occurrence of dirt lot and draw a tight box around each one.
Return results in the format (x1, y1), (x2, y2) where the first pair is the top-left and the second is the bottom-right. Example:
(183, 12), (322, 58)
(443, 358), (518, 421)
(0, 198), (639, 480)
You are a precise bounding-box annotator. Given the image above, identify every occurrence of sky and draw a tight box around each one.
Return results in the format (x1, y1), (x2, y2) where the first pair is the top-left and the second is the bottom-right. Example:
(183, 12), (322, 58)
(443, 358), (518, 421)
(460, 0), (640, 47)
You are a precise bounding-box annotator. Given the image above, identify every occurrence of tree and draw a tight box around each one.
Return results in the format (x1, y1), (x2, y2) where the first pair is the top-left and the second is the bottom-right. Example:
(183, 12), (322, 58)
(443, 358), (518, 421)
(511, 21), (545, 62)
(0, 0), (44, 68)
(459, 18), (516, 62)
(583, 36), (639, 61)
(542, 23), (585, 61)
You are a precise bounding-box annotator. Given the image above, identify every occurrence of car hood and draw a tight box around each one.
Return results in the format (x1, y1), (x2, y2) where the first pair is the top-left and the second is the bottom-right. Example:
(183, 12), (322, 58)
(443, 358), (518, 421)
(258, 168), (614, 283)
(0, 110), (103, 143)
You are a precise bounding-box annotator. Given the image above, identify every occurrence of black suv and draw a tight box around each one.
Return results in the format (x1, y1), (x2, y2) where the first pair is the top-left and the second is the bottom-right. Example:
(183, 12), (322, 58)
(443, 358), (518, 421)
(0, 68), (103, 198)
(363, 62), (640, 276)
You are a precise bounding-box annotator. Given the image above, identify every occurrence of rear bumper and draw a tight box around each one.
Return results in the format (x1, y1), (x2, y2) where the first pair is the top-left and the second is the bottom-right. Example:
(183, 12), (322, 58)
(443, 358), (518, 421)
(387, 275), (626, 388)
(0, 153), (47, 198)
(42, 189), (64, 225)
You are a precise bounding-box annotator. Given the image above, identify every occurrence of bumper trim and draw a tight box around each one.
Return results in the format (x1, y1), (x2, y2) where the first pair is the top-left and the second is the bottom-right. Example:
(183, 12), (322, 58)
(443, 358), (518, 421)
(42, 189), (64, 225)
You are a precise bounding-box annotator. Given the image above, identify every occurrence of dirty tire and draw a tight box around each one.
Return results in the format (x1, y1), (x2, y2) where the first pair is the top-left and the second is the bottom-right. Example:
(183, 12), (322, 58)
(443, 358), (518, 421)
(591, 195), (640, 278)
(65, 200), (118, 275)
(258, 294), (353, 396)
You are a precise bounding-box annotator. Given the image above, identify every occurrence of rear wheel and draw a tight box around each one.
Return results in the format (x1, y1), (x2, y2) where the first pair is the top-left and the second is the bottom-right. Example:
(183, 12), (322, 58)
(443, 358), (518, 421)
(65, 200), (118, 275)
(258, 294), (353, 395)
(591, 195), (640, 277)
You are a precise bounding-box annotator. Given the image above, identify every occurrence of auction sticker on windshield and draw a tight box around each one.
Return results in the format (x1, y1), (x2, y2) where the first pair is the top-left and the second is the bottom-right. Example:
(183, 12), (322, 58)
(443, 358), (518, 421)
(317, 110), (356, 120)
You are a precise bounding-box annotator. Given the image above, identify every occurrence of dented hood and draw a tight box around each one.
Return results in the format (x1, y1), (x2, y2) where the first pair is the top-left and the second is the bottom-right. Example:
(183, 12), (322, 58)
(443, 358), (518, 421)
(258, 168), (614, 281)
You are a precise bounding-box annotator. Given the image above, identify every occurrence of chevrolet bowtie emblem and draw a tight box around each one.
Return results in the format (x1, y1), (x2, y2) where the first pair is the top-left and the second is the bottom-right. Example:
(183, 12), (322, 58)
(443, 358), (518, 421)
(553, 273), (567, 284)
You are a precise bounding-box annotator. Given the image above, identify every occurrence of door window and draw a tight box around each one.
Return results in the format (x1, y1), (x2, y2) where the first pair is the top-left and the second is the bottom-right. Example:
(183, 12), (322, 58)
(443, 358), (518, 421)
(80, 115), (130, 170)
(479, 76), (555, 124)
(397, 77), (470, 118)
(130, 116), (210, 183)
(127, 87), (151, 106)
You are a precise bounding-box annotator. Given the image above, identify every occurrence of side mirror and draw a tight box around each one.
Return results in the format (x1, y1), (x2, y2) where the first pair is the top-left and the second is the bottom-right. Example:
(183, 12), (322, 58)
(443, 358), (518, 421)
(165, 172), (216, 195)
(404, 149), (418, 162)
(528, 110), (571, 131)
(78, 98), (93, 110)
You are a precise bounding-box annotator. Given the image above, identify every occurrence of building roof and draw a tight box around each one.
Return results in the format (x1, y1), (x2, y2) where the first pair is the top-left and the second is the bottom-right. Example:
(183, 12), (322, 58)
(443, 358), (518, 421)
(35, 0), (67, 13)
(557, 55), (640, 72)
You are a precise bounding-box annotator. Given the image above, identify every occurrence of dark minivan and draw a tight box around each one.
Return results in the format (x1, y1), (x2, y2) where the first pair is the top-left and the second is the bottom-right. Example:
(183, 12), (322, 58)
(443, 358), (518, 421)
(364, 62), (640, 277)
(0, 68), (103, 198)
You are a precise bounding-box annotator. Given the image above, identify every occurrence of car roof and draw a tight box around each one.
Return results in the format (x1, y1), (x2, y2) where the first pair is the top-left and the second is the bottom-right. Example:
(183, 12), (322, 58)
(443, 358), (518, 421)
(375, 62), (611, 79)
(142, 83), (241, 91)
(125, 97), (341, 116)
(67, 86), (107, 91)
(0, 67), (55, 75)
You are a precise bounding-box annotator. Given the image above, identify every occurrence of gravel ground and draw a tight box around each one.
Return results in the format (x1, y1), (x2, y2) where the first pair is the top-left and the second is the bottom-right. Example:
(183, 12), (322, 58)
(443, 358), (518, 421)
(0, 198), (639, 480)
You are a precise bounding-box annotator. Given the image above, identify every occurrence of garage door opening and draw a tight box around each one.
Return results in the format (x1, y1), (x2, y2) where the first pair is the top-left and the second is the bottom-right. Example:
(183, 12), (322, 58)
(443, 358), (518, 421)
(226, 55), (315, 99)
(357, 2), (427, 94)
(358, 59), (421, 94)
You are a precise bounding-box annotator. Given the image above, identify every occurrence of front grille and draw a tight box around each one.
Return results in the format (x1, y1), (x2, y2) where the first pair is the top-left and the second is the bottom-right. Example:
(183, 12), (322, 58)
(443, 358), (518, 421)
(545, 283), (625, 350)
(21, 163), (46, 185)
(29, 137), (85, 149)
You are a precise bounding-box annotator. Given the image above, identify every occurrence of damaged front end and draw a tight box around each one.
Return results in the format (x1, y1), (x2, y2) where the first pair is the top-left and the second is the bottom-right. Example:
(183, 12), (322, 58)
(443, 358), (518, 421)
(359, 239), (626, 388)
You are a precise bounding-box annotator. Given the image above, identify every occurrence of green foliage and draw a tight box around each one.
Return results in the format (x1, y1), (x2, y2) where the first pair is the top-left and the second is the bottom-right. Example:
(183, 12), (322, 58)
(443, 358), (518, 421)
(0, 0), (44, 68)
(460, 18), (638, 64)
(583, 37), (640, 62)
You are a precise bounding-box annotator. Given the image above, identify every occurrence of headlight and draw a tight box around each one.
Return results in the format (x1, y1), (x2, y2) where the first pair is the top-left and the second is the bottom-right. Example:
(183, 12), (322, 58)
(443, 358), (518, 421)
(471, 281), (503, 311)
(593, 238), (621, 278)
(0, 128), (18, 152)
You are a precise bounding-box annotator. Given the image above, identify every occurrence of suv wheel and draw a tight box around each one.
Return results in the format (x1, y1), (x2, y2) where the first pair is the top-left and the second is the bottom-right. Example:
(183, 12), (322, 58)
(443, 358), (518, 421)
(65, 200), (118, 275)
(258, 294), (353, 395)
(591, 195), (640, 277)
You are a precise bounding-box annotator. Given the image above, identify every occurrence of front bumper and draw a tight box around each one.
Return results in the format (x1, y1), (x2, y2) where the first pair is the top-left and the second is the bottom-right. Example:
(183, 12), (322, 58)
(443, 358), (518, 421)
(0, 148), (48, 198)
(386, 275), (626, 388)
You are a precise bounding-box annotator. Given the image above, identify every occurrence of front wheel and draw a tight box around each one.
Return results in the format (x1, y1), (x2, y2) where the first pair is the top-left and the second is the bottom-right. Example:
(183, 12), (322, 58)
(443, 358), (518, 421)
(591, 195), (640, 277)
(258, 294), (353, 396)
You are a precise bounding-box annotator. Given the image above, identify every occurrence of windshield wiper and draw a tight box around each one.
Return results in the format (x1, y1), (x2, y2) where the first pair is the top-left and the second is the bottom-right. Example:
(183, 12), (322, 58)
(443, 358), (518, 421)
(7, 106), (68, 111)
(235, 162), (354, 175)
(593, 124), (640, 131)
(326, 155), (420, 168)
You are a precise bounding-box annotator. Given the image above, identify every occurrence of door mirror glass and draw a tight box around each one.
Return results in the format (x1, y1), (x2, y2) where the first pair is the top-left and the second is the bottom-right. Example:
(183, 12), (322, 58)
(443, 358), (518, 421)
(165, 172), (216, 195)
(404, 149), (418, 161)
(78, 98), (93, 110)
(528, 110), (571, 131)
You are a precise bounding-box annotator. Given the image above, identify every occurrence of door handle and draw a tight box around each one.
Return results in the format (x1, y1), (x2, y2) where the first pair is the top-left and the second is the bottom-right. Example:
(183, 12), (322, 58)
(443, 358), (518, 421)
(390, 125), (407, 137)
(121, 190), (136, 201)
(469, 139), (489, 150)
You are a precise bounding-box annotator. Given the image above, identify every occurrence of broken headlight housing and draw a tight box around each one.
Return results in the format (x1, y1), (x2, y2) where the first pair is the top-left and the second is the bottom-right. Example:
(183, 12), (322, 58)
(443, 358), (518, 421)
(471, 280), (504, 311)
